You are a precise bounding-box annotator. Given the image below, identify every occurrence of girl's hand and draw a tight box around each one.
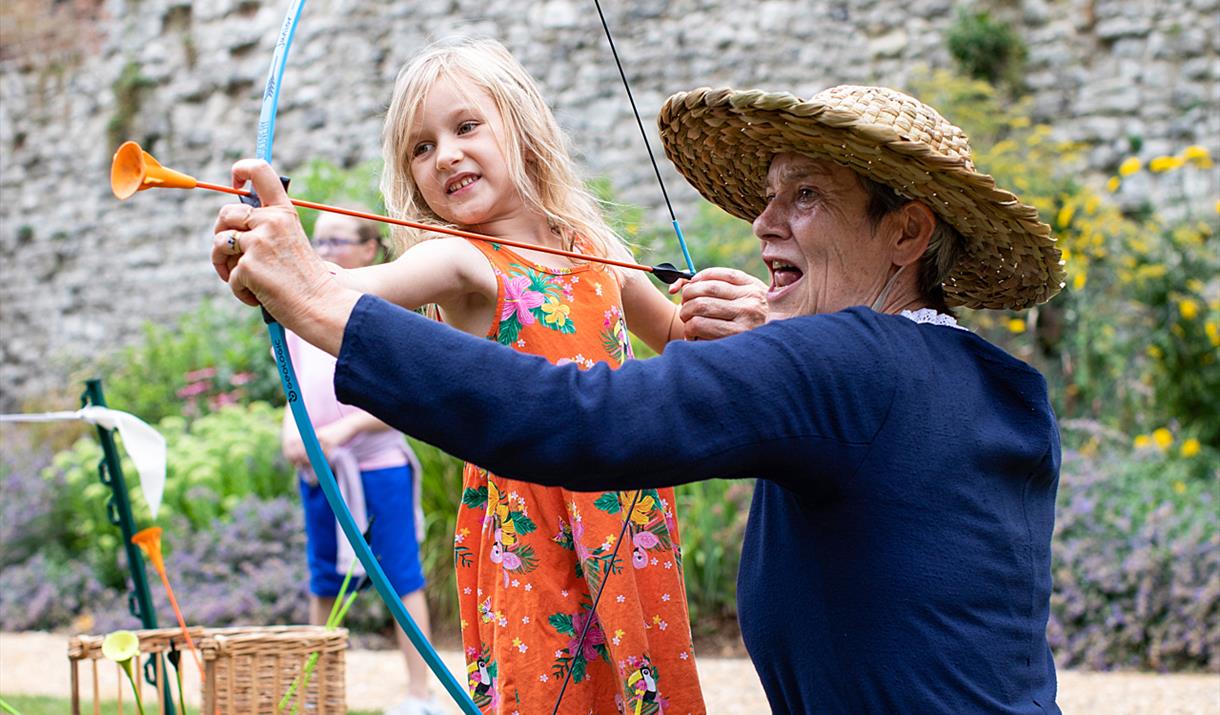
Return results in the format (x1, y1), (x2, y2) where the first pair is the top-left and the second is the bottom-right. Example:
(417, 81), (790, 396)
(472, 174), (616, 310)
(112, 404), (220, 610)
(671, 267), (769, 340)
(282, 430), (309, 469)
(313, 421), (351, 458)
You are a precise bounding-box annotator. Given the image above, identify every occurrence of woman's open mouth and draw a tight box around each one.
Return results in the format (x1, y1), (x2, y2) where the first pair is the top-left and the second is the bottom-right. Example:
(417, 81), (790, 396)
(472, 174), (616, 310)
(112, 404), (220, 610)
(767, 259), (804, 300)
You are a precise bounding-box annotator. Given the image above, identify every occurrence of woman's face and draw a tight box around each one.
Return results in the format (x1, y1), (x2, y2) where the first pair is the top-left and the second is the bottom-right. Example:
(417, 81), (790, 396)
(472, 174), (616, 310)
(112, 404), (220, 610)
(753, 153), (898, 320)
(311, 213), (378, 270)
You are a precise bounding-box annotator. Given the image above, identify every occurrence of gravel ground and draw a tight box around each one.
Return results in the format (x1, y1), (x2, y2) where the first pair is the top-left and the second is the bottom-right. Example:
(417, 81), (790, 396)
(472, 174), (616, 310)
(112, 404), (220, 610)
(2, 630), (1217, 713)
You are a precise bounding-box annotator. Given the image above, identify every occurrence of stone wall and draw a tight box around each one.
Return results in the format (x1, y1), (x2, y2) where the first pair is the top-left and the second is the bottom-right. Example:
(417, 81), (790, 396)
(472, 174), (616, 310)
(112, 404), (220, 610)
(1, 0), (1217, 408)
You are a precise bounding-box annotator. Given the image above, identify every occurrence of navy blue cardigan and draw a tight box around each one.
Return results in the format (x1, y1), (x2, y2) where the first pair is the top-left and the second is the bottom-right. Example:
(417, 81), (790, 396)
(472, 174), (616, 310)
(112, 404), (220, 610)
(335, 295), (1061, 714)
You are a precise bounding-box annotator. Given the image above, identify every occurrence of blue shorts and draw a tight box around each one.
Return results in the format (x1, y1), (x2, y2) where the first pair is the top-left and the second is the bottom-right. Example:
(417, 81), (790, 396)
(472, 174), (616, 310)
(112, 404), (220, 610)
(299, 463), (426, 598)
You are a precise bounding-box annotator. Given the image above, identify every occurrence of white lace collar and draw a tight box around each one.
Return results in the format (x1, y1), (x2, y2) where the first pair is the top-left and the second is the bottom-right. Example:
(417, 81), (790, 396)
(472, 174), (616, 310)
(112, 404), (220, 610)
(898, 308), (968, 331)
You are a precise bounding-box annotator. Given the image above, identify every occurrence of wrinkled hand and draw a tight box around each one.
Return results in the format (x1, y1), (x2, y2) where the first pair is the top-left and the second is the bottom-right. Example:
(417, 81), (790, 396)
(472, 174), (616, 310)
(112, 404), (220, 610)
(211, 160), (352, 343)
(669, 267), (768, 340)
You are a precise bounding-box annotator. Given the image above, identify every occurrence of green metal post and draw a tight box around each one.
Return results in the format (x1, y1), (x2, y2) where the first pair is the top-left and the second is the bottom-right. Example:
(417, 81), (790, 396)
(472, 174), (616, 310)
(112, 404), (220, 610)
(81, 379), (176, 715)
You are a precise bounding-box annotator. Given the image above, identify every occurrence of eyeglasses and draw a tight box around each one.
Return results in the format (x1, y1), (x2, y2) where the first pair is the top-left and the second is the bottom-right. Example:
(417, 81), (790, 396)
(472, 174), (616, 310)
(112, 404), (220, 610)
(312, 237), (371, 250)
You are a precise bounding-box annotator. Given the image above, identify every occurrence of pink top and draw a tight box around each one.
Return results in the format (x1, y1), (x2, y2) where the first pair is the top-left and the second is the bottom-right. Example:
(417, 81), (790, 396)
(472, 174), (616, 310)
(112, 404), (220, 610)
(285, 330), (408, 472)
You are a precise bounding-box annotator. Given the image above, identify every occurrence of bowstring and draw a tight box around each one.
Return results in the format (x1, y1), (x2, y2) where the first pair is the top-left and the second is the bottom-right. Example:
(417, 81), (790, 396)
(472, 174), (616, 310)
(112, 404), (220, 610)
(592, 0), (696, 275)
(553, 3), (692, 712)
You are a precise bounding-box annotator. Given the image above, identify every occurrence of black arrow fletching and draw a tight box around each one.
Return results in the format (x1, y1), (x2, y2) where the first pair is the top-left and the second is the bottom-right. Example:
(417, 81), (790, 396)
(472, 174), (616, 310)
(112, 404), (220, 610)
(650, 262), (695, 284)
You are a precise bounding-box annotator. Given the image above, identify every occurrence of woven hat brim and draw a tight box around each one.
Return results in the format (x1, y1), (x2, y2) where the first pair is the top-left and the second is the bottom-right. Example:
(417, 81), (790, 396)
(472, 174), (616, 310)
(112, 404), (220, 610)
(658, 88), (1065, 310)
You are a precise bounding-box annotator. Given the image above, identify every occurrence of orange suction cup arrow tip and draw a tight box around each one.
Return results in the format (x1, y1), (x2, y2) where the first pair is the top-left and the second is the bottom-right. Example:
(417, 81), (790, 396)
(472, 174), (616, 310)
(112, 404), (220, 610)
(110, 141), (199, 200)
(131, 526), (166, 572)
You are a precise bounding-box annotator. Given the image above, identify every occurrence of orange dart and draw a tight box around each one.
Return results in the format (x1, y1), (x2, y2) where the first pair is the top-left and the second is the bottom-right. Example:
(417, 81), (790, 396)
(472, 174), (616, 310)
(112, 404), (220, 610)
(130, 527), (204, 678)
(110, 141), (696, 284)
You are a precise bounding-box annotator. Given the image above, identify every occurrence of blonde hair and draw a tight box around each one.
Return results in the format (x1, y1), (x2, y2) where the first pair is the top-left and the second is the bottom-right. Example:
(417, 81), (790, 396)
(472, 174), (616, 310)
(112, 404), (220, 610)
(381, 37), (628, 268)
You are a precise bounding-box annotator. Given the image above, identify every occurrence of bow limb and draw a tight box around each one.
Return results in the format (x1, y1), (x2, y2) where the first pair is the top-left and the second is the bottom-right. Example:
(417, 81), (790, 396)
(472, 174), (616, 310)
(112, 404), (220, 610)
(252, 3), (479, 712)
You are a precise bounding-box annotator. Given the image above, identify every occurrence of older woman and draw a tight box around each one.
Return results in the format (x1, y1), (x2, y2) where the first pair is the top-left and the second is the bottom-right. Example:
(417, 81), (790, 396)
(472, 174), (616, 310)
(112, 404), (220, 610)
(213, 85), (1065, 714)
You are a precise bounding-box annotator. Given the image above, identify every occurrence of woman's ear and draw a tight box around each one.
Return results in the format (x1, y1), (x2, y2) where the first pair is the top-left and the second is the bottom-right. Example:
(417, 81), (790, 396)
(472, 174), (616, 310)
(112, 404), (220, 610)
(892, 201), (936, 267)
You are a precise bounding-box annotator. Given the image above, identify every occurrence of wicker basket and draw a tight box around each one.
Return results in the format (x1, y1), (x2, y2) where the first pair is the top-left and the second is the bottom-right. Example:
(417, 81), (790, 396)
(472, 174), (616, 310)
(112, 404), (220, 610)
(203, 626), (347, 714)
(67, 625), (347, 715)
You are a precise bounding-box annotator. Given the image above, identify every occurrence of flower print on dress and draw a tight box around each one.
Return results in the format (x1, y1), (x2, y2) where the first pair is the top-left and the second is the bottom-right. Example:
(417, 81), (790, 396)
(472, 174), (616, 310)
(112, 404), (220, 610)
(457, 468), (492, 568)
(466, 646), (499, 711)
(497, 274), (547, 344)
(497, 265), (576, 344)
(600, 305), (634, 364)
(541, 296), (572, 329)
(590, 489), (674, 571)
(548, 602), (610, 684)
(485, 478), (539, 582)
(568, 503), (625, 594)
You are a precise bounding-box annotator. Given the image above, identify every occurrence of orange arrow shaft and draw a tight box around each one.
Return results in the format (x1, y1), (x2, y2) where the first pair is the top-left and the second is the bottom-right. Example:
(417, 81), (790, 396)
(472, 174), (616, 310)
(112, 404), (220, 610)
(154, 566), (205, 678)
(196, 180), (656, 274)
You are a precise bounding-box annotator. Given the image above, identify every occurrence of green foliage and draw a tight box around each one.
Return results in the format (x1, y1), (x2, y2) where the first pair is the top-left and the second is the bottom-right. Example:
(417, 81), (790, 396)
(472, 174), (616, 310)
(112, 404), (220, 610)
(593, 177), (765, 286)
(910, 70), (1220, 449)
(291, 158), (385, 243)
(674, 479), (753, 634)
(88, 300), (280, 425)
(107, 61), (154, 149)
(946, 8), (1027, 91)
(43, 402), (290, 588)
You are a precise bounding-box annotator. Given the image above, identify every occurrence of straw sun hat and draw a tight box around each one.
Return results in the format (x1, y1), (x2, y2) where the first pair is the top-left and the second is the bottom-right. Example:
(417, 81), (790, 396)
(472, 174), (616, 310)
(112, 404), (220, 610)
(658, 85), (1065, 310)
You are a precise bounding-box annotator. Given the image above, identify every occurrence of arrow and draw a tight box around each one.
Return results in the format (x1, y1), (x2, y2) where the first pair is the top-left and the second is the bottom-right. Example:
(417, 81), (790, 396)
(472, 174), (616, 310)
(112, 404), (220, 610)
(111, 141), (695, 284)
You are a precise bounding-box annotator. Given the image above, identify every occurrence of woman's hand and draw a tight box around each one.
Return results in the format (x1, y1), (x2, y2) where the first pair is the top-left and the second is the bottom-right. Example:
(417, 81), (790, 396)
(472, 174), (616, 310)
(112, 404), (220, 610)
(670, 267), (769, 340)
(211, 160), (359, 354)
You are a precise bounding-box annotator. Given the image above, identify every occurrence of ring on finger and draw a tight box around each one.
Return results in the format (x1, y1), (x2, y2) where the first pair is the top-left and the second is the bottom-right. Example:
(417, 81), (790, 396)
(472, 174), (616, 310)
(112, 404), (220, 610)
(227, 231), (242, 254)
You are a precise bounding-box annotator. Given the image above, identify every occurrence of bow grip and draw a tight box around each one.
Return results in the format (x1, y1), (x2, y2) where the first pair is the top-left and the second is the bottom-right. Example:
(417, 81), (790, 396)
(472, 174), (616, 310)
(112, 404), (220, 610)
(238, 175), (292, 324)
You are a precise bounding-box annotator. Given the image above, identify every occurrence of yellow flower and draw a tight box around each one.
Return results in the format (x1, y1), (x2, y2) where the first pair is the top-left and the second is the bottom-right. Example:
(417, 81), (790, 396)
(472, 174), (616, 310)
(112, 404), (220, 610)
(1148, 155), (1184, 173)
(1072, 272), (1087, 291)
(1007, 318), (1027, 333)
(1214, 199), (1220, 215)
(1182, 145), (1210, 162)
(1133, 434), (1151, 449)
(1178, 299), (1199, 320)
(1182, 145), (1214, 168)
(1172, 480), (1187, 495)
(1146, 345), (1163, 360)
(1205, 321), (1219, 347)
(1084, 195), (1101, 215)
(1118, 157), (1141, 176)
(541, 297), (570, 327)
(1106, 176), (1121, 193)
(1180, 438), (1201, 458)
(1152, 428), (1174, 451)
(1057, 203), (1076, 228)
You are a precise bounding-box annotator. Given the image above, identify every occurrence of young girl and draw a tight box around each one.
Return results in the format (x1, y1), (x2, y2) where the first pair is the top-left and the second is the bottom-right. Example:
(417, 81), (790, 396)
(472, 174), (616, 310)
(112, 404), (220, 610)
(331, 37), (704, 714)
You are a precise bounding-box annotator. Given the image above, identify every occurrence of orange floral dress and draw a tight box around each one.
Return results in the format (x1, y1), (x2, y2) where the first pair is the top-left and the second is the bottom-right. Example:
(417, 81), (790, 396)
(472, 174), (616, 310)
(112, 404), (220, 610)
(452, 240), (705, 715)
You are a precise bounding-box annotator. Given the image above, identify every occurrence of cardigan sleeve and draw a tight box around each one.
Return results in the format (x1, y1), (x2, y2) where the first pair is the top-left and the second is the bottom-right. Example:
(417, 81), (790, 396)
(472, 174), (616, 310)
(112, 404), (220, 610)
(335, 294), (896, 493)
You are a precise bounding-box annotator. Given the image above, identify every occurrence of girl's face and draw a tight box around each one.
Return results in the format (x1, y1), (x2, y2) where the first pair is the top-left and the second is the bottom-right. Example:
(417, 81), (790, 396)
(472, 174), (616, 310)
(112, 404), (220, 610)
(408, 75), (521, 230)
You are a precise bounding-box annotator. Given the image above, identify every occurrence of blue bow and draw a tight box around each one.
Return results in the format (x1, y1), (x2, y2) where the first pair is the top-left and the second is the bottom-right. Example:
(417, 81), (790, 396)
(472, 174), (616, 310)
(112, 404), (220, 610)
(250, 3), (479, 712)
